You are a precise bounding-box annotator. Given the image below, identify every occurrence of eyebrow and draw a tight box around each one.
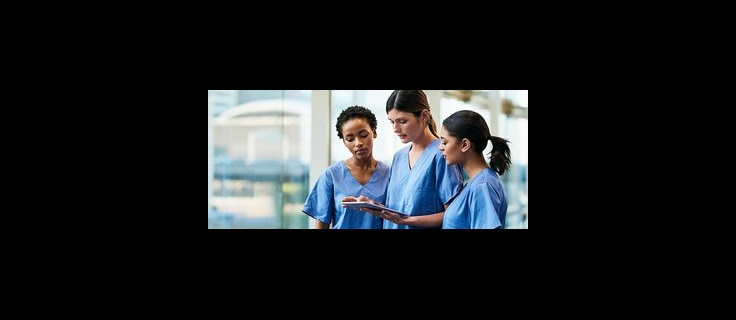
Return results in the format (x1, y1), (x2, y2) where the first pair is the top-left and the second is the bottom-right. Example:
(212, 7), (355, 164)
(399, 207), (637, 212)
(345, 129), (369, 136)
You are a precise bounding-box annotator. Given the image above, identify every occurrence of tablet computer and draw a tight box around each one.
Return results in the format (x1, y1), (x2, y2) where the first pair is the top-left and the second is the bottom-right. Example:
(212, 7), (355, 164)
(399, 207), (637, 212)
(341, 201), (409, 217)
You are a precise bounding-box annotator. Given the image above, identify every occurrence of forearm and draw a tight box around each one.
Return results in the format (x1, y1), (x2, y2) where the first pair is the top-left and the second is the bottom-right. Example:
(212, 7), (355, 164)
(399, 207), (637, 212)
(315, 219), (330, 229)
(404, 211), (444, 228)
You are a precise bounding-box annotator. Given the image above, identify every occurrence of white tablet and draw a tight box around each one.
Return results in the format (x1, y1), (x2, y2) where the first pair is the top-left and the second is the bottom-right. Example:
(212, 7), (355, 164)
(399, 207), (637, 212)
(341, 201), (409, 217)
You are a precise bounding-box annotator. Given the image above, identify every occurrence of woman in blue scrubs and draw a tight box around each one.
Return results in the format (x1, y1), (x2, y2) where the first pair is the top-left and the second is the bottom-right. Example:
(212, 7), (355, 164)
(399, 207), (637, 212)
(302, 106), (389, 229)
(348, 91), (464, 229)
(438, 110), (511, 229)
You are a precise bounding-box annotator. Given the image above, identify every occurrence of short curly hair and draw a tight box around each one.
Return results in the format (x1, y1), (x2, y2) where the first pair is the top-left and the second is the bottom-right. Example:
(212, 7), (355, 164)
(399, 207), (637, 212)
(336, 105), (378, 140)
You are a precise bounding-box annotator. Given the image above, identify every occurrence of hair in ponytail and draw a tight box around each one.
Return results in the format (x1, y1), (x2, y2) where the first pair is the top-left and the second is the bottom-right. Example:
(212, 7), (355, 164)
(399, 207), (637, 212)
(488, 135), (511, 176)
(442, 110), (512, 175)
(426, 112), (439, 139)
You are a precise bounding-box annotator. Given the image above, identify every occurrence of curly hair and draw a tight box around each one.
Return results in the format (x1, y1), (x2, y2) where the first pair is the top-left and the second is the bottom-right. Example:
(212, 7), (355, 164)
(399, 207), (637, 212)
(336, 105), (378, 139)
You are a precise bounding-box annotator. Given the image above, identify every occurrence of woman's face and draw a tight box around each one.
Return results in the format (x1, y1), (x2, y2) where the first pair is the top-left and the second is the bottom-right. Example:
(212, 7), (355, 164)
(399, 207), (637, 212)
(387, 109), (425, 144)
(439, 125), (463, 165)
(341, 117), (376, 161)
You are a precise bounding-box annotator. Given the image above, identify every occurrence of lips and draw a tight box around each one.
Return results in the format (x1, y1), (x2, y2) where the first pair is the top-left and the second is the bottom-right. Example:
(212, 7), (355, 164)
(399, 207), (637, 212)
(355, 149), (369, 154)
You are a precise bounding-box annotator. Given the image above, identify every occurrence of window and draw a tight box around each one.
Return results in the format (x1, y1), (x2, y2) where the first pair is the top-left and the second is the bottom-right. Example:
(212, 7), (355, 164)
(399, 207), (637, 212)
(208, 90), (312, 229)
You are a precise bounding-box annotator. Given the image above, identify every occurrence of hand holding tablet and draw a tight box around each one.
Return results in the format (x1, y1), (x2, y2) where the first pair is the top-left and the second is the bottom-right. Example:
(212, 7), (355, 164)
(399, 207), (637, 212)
(341, 201), (409, 217)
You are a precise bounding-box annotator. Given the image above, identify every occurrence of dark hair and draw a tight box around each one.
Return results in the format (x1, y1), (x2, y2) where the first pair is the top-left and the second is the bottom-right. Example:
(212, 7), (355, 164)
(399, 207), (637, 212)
(385, 90), (439, 139)
(442, 110), (512, 175)
(336, 105), (378, 139)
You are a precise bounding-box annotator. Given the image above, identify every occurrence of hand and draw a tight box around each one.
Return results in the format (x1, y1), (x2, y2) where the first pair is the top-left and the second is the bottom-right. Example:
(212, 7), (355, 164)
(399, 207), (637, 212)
(341, 196), (360, 203)
(349, 195), (386, 216)
(356, 195), (381, 205)
(340, 195), (379, 209)
(380, 210), (408, 225)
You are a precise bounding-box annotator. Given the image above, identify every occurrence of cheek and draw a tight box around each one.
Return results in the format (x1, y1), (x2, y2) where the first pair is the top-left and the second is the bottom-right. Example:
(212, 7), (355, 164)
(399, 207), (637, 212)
(404, 124), (416, 135)
(449, 145), (459, 156)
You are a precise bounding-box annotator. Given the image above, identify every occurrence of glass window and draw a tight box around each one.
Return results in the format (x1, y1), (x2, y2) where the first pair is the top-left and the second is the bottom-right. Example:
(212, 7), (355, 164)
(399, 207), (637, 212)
(208, 90), (312, 229)
(499, 90), (528, 229)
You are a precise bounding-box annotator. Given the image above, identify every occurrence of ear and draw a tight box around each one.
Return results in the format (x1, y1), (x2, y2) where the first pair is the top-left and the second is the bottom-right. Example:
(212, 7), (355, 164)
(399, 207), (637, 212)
(421, 109), (429, 122)
(461, 138), (471, 153)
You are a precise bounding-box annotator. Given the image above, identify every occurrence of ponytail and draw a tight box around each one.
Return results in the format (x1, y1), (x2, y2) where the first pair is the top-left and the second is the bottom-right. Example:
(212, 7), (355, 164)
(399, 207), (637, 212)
(427, 113), (439, 139)
(488, 135), (512, 175)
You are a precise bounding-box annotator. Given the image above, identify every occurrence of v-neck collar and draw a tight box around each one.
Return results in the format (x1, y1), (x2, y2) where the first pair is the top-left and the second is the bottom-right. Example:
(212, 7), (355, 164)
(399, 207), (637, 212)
(407, 139), (439, 170)
(342, 161), (380, 187)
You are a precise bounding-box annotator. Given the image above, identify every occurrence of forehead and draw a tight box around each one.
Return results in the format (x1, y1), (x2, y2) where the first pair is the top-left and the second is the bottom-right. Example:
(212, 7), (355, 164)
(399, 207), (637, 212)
(387, 109), (415, 119)
(440, 125), (456, 139)
(341, 117), (371, 132)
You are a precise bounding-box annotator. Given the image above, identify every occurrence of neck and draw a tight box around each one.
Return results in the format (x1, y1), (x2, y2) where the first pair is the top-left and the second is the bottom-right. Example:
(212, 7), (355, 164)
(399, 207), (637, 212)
(411, 127), (437, 151)
(464, 154), (490, 181)
(351, 157), (376, 170)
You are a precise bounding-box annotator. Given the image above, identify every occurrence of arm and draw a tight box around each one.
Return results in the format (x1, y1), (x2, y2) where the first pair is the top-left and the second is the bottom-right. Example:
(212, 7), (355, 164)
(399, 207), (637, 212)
(315, 219), (331, 229)
(383, 204), (449, 228)
(302, 169), (335, 227)
(356, 195), (448, 228)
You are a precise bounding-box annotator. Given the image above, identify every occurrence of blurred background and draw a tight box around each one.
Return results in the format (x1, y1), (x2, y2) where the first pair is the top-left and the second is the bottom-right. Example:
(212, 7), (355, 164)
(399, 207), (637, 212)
(208, 90), (528, 229)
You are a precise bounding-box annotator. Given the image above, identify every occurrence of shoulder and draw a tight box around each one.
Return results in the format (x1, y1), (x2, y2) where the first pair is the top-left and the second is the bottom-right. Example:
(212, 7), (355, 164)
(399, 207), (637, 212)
(396, 145), (411, 155)
(470, 171), (503, 195)
(429, 148), (445, 160)
(428, 146), (450, 167)
(425, 140), (444, 158)
(479, 168), (502, 185)
(391, 146), (411, 162)
(328, 161), (344, 171)
(376, 161), (390, 172)
(322, 162), (345, 178)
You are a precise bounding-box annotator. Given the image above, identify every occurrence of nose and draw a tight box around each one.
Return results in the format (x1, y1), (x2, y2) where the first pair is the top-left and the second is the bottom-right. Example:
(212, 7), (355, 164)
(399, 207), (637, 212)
(392, 122), (401, 133)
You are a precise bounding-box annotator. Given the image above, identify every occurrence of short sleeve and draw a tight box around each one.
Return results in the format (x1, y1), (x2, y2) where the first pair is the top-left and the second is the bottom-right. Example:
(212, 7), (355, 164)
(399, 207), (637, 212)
(302, 170), (334, 225)
(468, 183), (502, 229)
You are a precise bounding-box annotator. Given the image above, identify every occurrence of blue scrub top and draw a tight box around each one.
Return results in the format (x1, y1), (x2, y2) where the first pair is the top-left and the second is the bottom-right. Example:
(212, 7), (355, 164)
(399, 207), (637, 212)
(442, 168), (507, 229)
(302, 161), (389, 229)
(384, 139), (464, 229)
